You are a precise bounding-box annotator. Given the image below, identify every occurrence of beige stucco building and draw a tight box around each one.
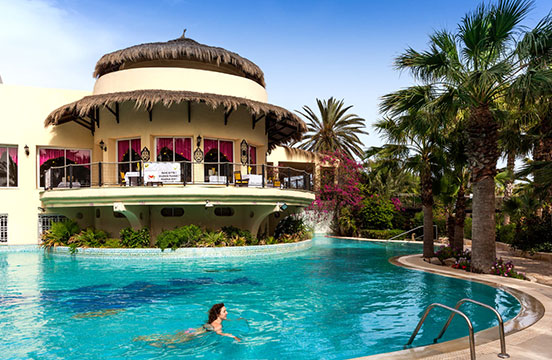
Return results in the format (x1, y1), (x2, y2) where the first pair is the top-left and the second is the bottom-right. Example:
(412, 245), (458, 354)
(0, 32), (315, 245)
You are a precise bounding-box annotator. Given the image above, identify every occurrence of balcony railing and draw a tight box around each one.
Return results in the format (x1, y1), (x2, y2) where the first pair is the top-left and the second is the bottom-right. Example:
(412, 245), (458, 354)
(43, 161), (314, 192)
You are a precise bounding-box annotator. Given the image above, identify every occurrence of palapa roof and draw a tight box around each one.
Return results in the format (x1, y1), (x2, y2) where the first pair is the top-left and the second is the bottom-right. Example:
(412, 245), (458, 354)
(94, 30), (265, 87)
(44, 89), (306, 149)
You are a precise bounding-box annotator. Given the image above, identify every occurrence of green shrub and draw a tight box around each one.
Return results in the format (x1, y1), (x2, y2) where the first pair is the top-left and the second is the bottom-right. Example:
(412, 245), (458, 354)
(67, 228), (109, 253)
(359, 229), (405, 240)
(120, 227), (150, 248)
(496, 223), (515, 244)
(199, 231), (226, 247)
(511, 214), (552, 253)
(155, 224), (203, 250)
(221, 226), (253, 243)
(463, 217), (472, 240)
(104, 238), (121, 248)
(274, 216), (306, 239)
(358, 195), (395, 230)
(41, 220), (80, 249)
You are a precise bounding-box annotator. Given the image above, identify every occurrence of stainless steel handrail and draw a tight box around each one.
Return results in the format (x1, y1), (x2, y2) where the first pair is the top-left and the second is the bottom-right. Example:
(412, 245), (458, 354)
(433, 298), (509, 358)
(404, 303), (476, 360)
(388, 225), (438, 241)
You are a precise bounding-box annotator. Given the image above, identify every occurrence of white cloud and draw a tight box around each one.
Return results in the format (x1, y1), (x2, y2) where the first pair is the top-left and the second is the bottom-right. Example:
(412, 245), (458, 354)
(0, 0), (119, 90)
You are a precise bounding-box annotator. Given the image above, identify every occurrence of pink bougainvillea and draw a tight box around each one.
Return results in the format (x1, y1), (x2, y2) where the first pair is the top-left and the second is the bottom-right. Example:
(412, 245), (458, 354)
(310, 151), (363, 215)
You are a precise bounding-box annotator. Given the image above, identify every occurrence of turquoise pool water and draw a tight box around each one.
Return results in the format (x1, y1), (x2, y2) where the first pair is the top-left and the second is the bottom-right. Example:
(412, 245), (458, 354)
(0, 237), (520, 359)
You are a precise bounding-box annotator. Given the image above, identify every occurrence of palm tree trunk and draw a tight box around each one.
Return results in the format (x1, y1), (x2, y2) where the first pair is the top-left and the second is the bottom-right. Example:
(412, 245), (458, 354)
(533, 114), (552, 205)
(466, 105), (499, 273)
(453, 183), (466, 251)
(503, 151), (515, 225)
(446, 210), (455, 245)
(421, 165), (434, 258)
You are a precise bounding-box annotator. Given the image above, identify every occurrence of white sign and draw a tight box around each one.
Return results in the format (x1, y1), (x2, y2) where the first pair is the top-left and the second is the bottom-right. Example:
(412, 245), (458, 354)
(143, 162), (181, 184)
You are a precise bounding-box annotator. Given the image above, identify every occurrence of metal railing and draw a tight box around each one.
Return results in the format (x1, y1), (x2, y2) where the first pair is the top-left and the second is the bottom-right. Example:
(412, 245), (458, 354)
(387, 225), (438, 241)
(43, 160), (314, 192)
(405, 299), (510, 360)
(434, 299), (509, 358)
(405, 303), (476, 360)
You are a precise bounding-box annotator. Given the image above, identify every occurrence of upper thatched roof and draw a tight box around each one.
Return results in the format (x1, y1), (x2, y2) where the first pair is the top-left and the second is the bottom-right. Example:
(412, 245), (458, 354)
(44, 89), (305, 149)
(94, 30), (265, 87)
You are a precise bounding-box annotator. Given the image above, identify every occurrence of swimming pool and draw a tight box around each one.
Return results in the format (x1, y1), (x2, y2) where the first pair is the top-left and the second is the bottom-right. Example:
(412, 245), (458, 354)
(0, 237), (520, 359)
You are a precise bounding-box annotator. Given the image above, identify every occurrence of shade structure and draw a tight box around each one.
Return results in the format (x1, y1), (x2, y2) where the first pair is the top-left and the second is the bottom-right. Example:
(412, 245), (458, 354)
(93, 31), (265, 87)
(44, 89), (306, 149)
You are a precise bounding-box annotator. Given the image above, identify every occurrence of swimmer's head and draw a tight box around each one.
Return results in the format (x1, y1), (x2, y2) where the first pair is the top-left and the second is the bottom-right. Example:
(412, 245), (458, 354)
(208, 303), (227, 323)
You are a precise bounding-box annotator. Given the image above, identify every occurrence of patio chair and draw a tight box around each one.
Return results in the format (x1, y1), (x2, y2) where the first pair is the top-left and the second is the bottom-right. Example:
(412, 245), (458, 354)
(234, 171), (249, 187)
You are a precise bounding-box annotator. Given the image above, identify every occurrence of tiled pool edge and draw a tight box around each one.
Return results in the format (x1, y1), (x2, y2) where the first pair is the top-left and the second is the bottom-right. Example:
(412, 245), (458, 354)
(353, 254), (552, 360)
(0, 240), (312, 258)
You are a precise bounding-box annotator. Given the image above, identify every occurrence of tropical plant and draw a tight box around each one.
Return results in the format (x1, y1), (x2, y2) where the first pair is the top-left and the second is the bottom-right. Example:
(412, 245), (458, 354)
(310, 150), (364, 234)
(389, 0), (552, 271)
(120, 227), (150, 248)
(274, 215), (307, 240)
(220, 226), (253, 243)
(40, 220), (80, 249)
(200, 231), (226, 247)
(357, 194), (396, 230)
(296, 97), (368, 158)
(67, 228), (109, 253)
(156, 224), (203, 250)
(371, 100), (445, 257)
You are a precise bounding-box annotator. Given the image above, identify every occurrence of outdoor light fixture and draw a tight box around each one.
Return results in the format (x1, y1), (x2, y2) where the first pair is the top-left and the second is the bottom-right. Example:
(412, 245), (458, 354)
(196, 135), (202, 148)
(277, 202), (288, 212)
(99, 140), (107, 152)
(24, 145), (29, 156)
(205, 200), (214, 208)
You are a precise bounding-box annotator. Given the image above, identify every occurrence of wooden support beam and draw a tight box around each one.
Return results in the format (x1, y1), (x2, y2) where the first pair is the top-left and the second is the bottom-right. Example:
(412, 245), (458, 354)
(105, 102), (119, 123)
(75, 116), (94, 134)
(95, 108), (100, 128)
(224, 108), (233, 126)
(188, 101), (191, 123)
(252, 114), (265, 129)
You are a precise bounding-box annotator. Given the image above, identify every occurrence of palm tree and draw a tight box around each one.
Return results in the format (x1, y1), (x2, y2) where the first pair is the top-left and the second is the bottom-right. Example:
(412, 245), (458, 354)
(371, 106), (444, 258)
(391, 0), (552, 272)
(296, 97), (368, 158)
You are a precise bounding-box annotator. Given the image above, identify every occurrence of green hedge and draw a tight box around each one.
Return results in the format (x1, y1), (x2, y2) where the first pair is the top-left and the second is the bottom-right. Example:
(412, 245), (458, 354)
(359, 229), (406, 240)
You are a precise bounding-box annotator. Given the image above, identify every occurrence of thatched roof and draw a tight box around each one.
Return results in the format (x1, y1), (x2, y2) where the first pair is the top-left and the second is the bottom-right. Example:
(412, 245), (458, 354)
(94, 31), (265, 87)
(44, 89), (306, 149)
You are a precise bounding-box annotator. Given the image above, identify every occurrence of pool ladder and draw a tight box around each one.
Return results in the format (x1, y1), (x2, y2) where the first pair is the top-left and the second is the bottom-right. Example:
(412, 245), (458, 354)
(404, 299), (510, 360)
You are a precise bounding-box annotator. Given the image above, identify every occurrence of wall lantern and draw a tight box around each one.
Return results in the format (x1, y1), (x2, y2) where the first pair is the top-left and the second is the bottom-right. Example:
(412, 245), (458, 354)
(196, 135), (202, 148)
(24, 145), (30, 156)
(99, 140), (107, 152)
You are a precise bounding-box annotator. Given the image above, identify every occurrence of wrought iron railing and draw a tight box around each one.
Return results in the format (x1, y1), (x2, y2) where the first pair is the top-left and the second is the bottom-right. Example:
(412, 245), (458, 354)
(43, 161), (314, 191)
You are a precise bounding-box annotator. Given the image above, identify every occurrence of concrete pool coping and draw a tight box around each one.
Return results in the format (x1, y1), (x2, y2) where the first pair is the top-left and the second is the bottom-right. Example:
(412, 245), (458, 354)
(353, 252), (552, 360)
(0, 239), (313, 258)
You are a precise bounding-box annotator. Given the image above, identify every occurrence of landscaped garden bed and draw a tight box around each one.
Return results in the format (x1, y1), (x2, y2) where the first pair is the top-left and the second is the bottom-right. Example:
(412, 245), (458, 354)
(40, 216), (312, 253)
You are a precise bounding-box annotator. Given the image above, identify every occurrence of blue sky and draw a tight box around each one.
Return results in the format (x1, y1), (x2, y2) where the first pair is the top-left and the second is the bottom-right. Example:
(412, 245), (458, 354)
(1, 0), (551, 150)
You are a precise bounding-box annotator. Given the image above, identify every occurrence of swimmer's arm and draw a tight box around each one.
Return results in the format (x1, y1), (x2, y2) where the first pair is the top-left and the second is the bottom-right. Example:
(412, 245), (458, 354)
(216, 330), (241, 342)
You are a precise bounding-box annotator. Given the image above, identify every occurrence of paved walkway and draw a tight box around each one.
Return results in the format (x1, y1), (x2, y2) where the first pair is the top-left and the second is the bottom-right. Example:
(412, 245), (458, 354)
(495, 247), (552, 287)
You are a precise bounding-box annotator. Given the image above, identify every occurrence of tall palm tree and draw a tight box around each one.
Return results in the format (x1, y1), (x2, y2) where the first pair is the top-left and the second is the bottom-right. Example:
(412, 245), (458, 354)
(371, 106), (444, 258)
(296, 97), (368, 158)
(391, 0), (552, 272)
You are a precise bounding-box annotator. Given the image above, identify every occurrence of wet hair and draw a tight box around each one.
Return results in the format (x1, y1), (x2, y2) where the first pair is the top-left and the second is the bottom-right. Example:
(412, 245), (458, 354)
(208, 303), (225, 324)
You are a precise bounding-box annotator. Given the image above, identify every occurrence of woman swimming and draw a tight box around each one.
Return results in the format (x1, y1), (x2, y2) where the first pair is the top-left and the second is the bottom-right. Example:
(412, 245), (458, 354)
(204, 303), (241, 342)
(134, 302), (240, 346)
